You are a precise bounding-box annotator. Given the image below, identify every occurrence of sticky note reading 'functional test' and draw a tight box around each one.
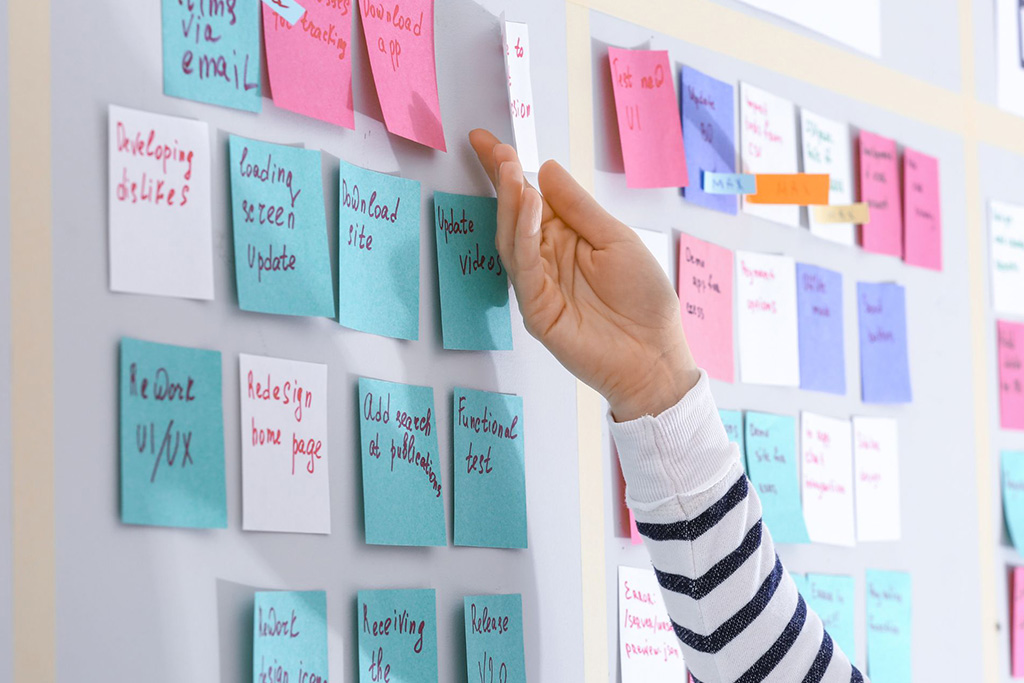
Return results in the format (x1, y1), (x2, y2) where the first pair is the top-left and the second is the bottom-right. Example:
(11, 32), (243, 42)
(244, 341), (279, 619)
(678, 233), (734, 383)
(434, 192), (513, 351)
(859, 131), (903, 257)
(240, 354), (330, 534)
(681, 66), (737, 214)
(990, 201), (1024, 317)
(1001, 451), (1024, 555)
(358, 377), (446, 546)
(359, 0), (445, 150)
(263, 1), (354, 128)
(161, 0), (261, 112)
(228, 136), (335, 317)
(453, 388), (527, 549)
(801, 108), (856, 245)
(736, 251), (800, 387)
(502, 19), (539, 173)
(253, 591), (327, 683)
(796, 263), (845, 395)
(744, 412), (809, 544)
(854, 416), (902, 542)
(1000, 320), (1024, 430)
(902, 148), (942, 270)
(108, 105), (214, 300)
(866, 570), (912, 683)
(618, 566), (686, 682)
(463, 594), (527, 683)
(857, 282), (912, 404)
(337, 161), (421, 340)
(358, 589), (438, 683)
(1013, 567), (1024, 676)
(800, 412), (855, 547)
(740, 83), (800, 227)
(607, 47), (688, 189)
(804, 574), (855, 660)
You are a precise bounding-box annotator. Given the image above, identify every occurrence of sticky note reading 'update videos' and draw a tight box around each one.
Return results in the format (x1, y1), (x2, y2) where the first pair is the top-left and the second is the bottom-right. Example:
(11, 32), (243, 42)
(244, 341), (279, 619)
(740, 83), (800, 227)
(903, 148), (942, 270)
(681, 66), (737, 214)
(796, 263), (845, 395)
(800, 412), (855, 547)
(866, 570), (912, 683)
(801, 108), (856, 245)
(253, 591), (328, 683)
(678, 233), (734, 383)
(859, 131), (903, 257)
(854, 416), (902, 542)
(857, 282), (912, 404)
(736, 251), (800, 387)
(464, 594), (527, 683)
(1001, 450), (1024, 555)
(618, 566), (686, 682)
(744, 412), (809, 544)
(607, 47), (688, 189)
(359, 589), (439, 683)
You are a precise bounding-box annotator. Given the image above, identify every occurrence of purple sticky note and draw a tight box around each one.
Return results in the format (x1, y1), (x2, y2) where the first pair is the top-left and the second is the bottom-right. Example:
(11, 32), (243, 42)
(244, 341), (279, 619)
(796, 264), (845, 395)
(681, 66), (737, 215)
(857, 282), (912, 404)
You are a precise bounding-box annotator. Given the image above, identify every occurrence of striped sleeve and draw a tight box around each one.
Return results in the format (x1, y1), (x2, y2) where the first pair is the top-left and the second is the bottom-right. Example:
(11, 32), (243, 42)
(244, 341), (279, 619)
(610, 370), (867, 683)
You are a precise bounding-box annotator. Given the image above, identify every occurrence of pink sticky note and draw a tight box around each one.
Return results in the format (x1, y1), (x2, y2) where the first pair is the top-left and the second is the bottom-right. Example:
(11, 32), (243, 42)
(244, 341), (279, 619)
(628, 511), (642, 545)
(999, 320), (1024, 431)
(858, 131), (903, 257)
(678, 233), (734, 383)
(902, 148), (942, 270)
(607, 47), (688, 189)
(263, 3), (354, 129)
(359, 0), (445, 151)
(1014, 567), (1024, 676)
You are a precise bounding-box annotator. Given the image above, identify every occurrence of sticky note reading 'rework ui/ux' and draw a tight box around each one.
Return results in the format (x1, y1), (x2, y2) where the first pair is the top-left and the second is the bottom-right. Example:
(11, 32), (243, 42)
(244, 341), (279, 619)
(618, 566), (686, 682)
(744, 411), (809, 544)
(740, 83), (800, 227)
(120, 338), (226, 529)
(1001, 450), (1024, 555)
(866, 570), (912, 683)
(263, 1), (354, 128)
(736, 251), (800, 387)
(991, 201), (1024, 317)
(1001, 320), (1024, 431)
(338, 161), (421, 340)
(434, 192), (513, 351)
(358, 378), (446, 546)
(804, 574), (855, 661)
(607, 47), (688, 189)
(464, 594), (527, 683)
(859, 131), (903, 257)
(680, 66), (737, 214)
(903, 148), (942, 270)
(800, 412), (855, 547)
(854, 416), (902, 543)
(678, 233), (734, 383)
(161, 0), (261, 112)
(454, 388), (527, 549)
(359, 0), (445, 151)
(253, 591), (328, 683)
(229, 136), (335, 317)
(502, 19), (540, 173)
(857, 282), (912, 404)
(801, 108), (856, 245)
(796, 263), (845, 395)
(358, 589), (438, 683)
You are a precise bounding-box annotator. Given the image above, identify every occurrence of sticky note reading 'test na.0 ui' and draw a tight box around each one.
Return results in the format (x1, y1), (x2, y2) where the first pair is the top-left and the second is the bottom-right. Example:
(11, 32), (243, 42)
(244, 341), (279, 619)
(618, 566), (686, 682)
(854, 416), (902, 543)
(796, 263), (845, 395)
(740, 83), (800, 227)
(800, 412), (855, 547)
(744, 412), (809, 544)
(903, 148), (942, 270)
(1001, 450), (1024, 555)
(338, 161), (421, 340)
(434, 192), (513, 351)
(607, 47), (688, 189)
(358, 589), (438, 683)
(801, 108), (857, 245)
(161, 0), (262, 112)
(859, 131), (903, 257)
(736, 251), (800, 387)
(120, 338), (226, 529)
(502, 19), (540, 173)
(857, 282), (912, 404)
(253, 591), (327, 683)
(678, 233), (734, 383)
(866, 570), (912, 683)
(464, 594), (527, 683)
(681, 66), (737, 214)
(358, 377), (446, 546)
(228, 136), (335, 317)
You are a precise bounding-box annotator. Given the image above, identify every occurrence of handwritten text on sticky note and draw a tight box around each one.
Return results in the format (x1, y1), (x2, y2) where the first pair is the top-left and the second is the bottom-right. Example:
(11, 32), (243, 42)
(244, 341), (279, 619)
(464, 594), (526, 683)
(681, 66), (737, 213)
(744, 411), (809, 544)
(618, 566), (686, 682)
(796, 263), (845, 395)
(857, 282), (912, 404)
(902, 148), (942, 270)
(253, 591), (327, 683)
(854, 416), (901, 542)
(502, 20), (539, 172)
(678, 233), (734, 383)
(736, 251), (800, 387)
(740, 83), (800, 227)
(859, 131), (902, 257)
(358, 589), (438, 683)
(802, 109), (856, 245)
(800, 412), (855, 547)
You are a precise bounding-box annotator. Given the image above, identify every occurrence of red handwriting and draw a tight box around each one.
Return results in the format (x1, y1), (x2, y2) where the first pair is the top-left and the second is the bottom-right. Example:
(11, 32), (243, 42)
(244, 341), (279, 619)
(360, 2), (423, 70)
(247, 370), (314, 422)
(622, 580), (656, 605)
(115, 121), (195, 179)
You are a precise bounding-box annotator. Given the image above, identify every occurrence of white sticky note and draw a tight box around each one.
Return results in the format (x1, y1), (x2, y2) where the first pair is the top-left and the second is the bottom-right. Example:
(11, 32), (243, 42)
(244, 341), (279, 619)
(501, 18), (540, 173)
(630, 226), (672, 280)
(800, 412), (855, 547)
(991, 201), (1024, 317)
(733, 0), (881, 58)
(108, 104), (214, 300)
(736, 251), (800, 386)
(997, 0), (1024, 118)
(740, 83), (800, 228)
(240, 354), (331, 534)
(800, 108), (856, 246)
(618, 566), (686, 681)
(853, 416), (901, 542)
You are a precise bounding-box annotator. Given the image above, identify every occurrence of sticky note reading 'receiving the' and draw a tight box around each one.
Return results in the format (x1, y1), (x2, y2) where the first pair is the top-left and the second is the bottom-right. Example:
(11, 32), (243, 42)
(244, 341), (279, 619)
(796, 263), (845, 395)
(800, 412), (855, 547)
(358, 589), (439, 683)
(744, 411), (809, 544)
(854, 416), (902, 543)
(161, 0), (261, 112)
(434, 192), (513, 351)
(618, 566), (687, 681)
(338, 161), (421, 340)
(902, 148), (942, 270)
(1001, 450), (1024, 555)
(857, 282), (912, 404)
(859, 131), (903, 257)
(253, 591), (328, 683)
(678, 233), (734, 383)
(681, 66), (737, 214)
(502, 19), (540, 173)
(228, 136), (335, 317)
(607, 47), (688, 189)
(120, 338), (226, 529)
(866, 570), (912, 683)
(359, 0), (445, 150)
(736, 251), (800, 387)
(801, 108), (857, 245)
(464, 594), (527, 683)
(740, 83), (800, 227)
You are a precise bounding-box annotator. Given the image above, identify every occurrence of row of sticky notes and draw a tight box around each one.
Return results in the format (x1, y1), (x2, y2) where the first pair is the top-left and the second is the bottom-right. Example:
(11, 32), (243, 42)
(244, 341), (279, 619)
(608, 51), (943, 269)
(120, 337), (527, 548)
(108, 105), (513, 351)
(254, 589), (526, 683)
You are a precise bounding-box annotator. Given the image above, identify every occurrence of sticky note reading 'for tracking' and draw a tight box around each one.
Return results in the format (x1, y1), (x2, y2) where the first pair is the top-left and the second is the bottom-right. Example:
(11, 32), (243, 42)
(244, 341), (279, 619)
(464, 594), (527, 683)
(744, 412), (809, 544)
(618, 566), (686, 682)
(253, 591), (327, 683)
(866, 570), (912, 683)
(358, 589), (439, 683)
(736, 251), (800, 387)
(681, 66), (737, 214)
(859, 131), (903, 257)
(796, 263), (845, 395)
(800, 412), (855, 547)
(857, 282), (912, 404)
(678, 233), (734, 383)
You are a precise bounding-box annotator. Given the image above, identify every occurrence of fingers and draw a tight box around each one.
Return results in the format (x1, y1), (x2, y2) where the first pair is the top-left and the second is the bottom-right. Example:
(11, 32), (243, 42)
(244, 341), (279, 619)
(537, 159), (628, 247)
(510, 187), (546, 314)
(495, 158), (524, 267)
(469, 128), (504, 188)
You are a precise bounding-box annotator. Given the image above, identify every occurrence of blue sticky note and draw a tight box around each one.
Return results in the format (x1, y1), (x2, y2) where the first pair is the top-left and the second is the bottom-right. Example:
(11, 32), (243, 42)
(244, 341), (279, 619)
(253, 591), (327, 683)
(797, 264), (846, 395)
(719, 409), (746, 472)
(161, 0), (262, 112)
(805, 573), (855, 661)
(357, 377), (446, 546)
(262, 0), (306, 25)
(338, 162), (421, 340)
(464, 594), (527, 683)
(120, 337), (226, 529)
(454, 388), (527, 548)
(744, 412), (809, 544)
(857, 282), (912, 403)
(229, 136), (335, 317)
(1002, 451), (1024, 554)
(434, 192), (513, 351)
(681, 66), (737, 214)
(358, 589), (438, 683)
(866, 570), (912, 683)
(701, 172), (756, 195)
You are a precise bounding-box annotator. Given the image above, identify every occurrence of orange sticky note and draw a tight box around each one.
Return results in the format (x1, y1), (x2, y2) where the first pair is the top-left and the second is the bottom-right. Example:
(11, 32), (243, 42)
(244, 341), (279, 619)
(746, 174), (830, 205)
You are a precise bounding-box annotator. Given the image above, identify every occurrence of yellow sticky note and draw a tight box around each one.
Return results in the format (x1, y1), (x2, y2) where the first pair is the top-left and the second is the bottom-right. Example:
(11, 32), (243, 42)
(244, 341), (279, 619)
(812, 203), (870, 224)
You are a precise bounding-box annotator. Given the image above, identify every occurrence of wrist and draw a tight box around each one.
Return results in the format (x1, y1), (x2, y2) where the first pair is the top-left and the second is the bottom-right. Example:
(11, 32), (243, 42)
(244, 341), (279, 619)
(608, 361), (700, 423)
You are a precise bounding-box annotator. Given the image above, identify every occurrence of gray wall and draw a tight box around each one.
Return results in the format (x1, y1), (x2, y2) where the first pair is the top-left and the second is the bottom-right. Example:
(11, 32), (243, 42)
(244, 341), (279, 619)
(0, 0), (13, 678)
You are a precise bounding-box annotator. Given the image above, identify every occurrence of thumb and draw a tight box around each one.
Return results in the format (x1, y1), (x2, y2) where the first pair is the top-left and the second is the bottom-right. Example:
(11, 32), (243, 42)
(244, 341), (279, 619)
(537, 160), (630, 246)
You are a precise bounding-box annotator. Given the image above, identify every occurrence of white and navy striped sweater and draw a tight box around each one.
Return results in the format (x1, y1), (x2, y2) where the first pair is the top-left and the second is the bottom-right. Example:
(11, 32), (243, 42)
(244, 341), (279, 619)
(610, 371), (866, 682)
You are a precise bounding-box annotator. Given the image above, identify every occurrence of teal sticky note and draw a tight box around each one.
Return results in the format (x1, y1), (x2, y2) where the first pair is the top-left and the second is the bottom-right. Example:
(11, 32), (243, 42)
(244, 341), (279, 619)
(791, 572), (808, 597)
(806, 573), (855, 661)
(358, 589), (438, 683)
(719, 409), (746, 472)
(454, 388), (527, 548)
(161, 0), (262, 112)
(866, 570), (912, 683)
(120, 337), (226, 528)
(434, 192), (513, 351)
(262, 0), (306, 25)
(229, 135), (335, 317)
(1004, 451), (1024, 554)
(464, 594), (526, 683)
(253, 591), (327, 683)
(744, 411), (809, 544)
(358, 377), (446, 546)
(338, 161), (421, 340)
